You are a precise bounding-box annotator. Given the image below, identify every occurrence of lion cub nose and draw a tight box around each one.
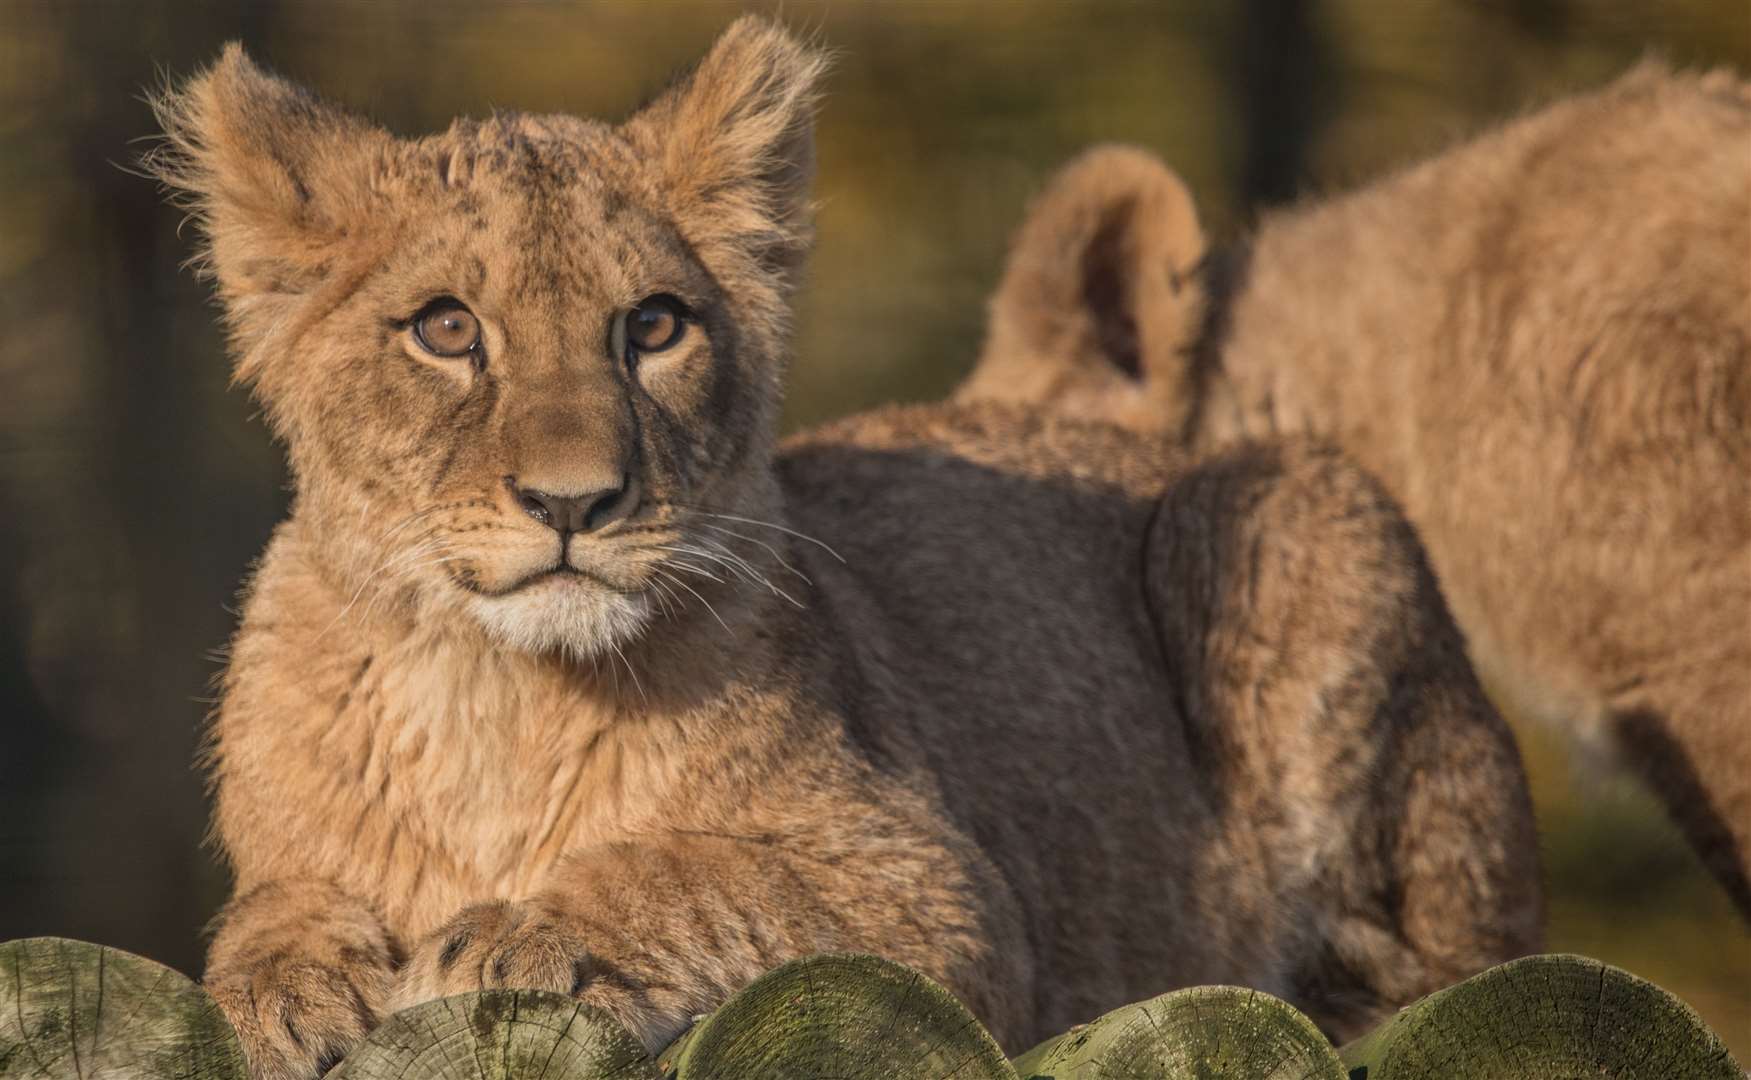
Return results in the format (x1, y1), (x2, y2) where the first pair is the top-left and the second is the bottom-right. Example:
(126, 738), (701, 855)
(509, 475), (637, 535)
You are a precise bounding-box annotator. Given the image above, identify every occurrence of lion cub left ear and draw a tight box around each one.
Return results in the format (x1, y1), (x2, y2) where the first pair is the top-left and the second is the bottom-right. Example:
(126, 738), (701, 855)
(959, 145), (1209, 437)
(621, 16), (829, 290)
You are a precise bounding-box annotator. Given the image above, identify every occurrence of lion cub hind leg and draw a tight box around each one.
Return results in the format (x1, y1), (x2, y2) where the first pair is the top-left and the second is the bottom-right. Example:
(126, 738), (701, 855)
(1143, 440), (1543, 1041)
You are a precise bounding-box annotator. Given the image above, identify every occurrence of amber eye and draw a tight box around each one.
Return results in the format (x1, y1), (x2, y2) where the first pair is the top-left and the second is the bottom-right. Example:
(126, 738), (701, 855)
(412, 298), (482, 359)
(617, 294), (689, 364)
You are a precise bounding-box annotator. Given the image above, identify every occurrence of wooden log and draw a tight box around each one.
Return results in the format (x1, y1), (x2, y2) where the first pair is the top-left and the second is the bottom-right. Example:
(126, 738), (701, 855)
(0, 936), (247, 1080)
(8, 939), (1739, 1079)
(654, 953), (1015, 1080)
(329, 989), (660, 1080)
(1009, 983), (1343, 1079)
(1337, 952), (1742, 1079)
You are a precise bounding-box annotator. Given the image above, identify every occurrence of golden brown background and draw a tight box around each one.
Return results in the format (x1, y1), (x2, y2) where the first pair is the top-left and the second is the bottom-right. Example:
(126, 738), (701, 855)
(1, 0), (1746, 1056)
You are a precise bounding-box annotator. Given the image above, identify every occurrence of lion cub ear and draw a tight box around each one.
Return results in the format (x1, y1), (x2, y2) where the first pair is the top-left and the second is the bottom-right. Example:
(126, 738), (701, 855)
(960, 145), (1209, 436)
(145, 45), (388, 372)
(621, 16), (829, 289)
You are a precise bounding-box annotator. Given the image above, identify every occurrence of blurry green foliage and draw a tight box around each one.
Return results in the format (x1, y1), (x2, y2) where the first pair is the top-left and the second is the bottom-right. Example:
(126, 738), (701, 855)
(0, 0), (1745, 1058)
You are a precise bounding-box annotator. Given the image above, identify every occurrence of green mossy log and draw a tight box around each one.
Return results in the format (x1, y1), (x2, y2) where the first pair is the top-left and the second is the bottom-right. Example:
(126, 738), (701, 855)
(4, 939), (1740, 1079)
(0, 936), (247, 1080)
(329, 989), (659, 1080)
(655, 952), (1015, 1080)
(1337, 953), (1741, 1079)
(1010, 983), (1343, 1080)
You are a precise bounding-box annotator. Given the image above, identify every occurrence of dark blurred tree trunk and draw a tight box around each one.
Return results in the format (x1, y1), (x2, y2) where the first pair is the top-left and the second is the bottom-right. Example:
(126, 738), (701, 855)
(1235, 0), (1330, 209)
(0, 0), (282, 977)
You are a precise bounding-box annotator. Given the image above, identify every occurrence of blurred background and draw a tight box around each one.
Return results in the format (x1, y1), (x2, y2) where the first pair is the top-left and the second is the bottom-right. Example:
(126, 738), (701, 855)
(1, 0), (1746, 1055)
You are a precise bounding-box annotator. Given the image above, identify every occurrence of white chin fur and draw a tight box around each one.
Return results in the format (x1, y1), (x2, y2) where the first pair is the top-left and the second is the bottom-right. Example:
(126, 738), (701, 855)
(467, 580), (652, 659)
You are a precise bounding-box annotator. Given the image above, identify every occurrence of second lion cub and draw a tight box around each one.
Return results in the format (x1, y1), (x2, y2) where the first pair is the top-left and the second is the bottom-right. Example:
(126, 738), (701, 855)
(150, 18), (1541, 1078)
(962, 65), (1751, 918)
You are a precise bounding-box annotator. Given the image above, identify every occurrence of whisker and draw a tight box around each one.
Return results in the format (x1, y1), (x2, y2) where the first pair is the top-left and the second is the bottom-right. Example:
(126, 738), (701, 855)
(654, 568), (733, 636)
(648, 576), (679, 620)
(661, 544), (755, 586)
(691, 538), (805, 609)
(671, 505), (846, 564)
(696, 524), (814, 585)
(317, 537), (449, 640)
(611, 643), (646, 702)
(656, 554), (727, 585)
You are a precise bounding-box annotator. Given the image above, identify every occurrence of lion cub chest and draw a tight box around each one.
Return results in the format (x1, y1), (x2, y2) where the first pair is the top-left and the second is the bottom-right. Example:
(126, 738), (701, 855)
(225, 622), (656, 940)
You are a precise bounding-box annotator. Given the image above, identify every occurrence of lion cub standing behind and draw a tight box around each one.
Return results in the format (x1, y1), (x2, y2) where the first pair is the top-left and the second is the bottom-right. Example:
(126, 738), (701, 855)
(150, 18), (1539, 1079)
(962, 65), (1751, 917)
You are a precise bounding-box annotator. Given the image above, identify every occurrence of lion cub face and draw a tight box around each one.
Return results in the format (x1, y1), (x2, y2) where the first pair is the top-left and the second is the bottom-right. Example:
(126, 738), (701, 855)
(149, 23), (825, 657)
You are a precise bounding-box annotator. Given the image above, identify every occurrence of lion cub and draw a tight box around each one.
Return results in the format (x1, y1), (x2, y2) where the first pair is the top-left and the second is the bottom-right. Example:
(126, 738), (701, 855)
(961, 66), (1751, 917)
(150, 18), (1540, 1078)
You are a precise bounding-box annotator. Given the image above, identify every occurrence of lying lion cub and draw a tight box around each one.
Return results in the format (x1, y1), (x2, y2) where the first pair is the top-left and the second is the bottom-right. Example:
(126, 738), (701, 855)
(149, 18), (1539, 1078)
(962, 64), (1751, 918)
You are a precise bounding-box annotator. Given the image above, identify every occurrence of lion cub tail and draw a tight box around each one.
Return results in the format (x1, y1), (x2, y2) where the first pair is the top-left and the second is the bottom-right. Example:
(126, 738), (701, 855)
(956, 145), (1211, 438)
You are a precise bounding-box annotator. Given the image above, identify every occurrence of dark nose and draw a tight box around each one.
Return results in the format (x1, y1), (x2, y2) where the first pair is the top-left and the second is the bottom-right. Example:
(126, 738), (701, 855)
(510, 476), (634, 535)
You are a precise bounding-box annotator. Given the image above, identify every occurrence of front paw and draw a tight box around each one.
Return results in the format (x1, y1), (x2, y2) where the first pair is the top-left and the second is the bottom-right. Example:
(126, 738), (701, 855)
(395, 900), (594, 1010)
(207, 950), (386, 1080)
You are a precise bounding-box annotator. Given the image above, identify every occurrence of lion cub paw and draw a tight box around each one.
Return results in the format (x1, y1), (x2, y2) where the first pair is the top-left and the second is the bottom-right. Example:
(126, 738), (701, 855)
(206, 951), (386, 1080)
(395, 899), (595, 1010)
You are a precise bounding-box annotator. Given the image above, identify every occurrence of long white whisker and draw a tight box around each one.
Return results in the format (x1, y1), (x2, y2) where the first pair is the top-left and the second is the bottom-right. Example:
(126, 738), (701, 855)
(655, 568), (732, 636)
(661, 544), (755, 586)
(697, 524), (813, 585)
(359, 551), (466, 623)
(317, 537), (449, 640)
(658, 555), (727, 585)
(692, 538), (804, 609)
(611, 643), (646, 702)
(675, 507), (846, 563)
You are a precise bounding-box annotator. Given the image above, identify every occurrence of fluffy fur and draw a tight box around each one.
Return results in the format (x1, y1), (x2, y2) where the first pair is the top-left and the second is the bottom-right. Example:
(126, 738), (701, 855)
(961, 64), (1751, 917)
(149, 19), (1541, 1079)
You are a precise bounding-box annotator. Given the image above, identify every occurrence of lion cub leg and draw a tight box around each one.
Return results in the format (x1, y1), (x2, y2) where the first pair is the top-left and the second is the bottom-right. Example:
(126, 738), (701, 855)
(1144, 440), (1543, 1041)
(1610, 653), (1751, 917)
(203, 880), (400, 1080)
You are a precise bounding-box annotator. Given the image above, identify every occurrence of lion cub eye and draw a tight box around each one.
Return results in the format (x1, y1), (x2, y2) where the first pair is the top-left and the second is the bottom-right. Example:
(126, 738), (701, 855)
(616, 294), (690, 366)
(411, 298), (482, 359)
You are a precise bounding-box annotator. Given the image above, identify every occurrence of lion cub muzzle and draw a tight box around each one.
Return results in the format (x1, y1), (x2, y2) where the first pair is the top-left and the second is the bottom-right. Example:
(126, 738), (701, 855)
(502, 373), (642, 538)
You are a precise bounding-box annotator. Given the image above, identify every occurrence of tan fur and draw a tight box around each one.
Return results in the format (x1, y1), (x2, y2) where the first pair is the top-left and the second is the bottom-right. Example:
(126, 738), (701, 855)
(960, 145), (1208, 434)
(962, 63), (1751, 916)
(149, 19), (1540, 1078)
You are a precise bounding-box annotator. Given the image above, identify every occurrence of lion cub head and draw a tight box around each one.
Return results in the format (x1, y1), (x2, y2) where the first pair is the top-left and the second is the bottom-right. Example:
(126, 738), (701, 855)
(148, 18), (825, 658)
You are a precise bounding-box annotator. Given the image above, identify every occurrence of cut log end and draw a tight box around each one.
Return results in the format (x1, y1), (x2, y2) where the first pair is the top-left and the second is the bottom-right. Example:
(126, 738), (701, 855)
(328, 988), (659, 1080)
(0, 936), (247, 1080)
(3, 939), (1740, 1079)
(1011, 983), (1344, 1079)
(1338, 952), (1742, 1079)
(659, 952), (1015, 1080)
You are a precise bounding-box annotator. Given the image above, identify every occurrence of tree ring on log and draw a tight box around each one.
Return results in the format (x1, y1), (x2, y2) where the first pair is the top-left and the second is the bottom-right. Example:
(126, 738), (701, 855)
(0, 936), (248, 1080)
(658, 952), (1015, 1080)
(328, 988), (659, 1080)
(1337, 952), (1742, 1079)
(1009, 982), (1342, 1079)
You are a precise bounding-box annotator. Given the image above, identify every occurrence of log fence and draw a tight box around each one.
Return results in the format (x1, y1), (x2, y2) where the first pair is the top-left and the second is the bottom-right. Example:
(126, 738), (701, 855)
(0, 938), (1739, 1078)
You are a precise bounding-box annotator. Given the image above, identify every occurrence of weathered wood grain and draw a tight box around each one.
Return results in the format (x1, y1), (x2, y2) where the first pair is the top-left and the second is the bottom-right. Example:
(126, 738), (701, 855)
(328, 989), (659, 1080)
(0, 936), (247, 1080)
(1338, 952), (1742, 1079)
(4, 939), (1741, 1079)
(1010, 983), (1343, 1079)
(654, 952), (1015, 1080)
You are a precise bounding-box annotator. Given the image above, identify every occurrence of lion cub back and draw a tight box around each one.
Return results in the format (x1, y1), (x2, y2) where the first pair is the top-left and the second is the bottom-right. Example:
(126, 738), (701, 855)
(958, 62), (1751, 915)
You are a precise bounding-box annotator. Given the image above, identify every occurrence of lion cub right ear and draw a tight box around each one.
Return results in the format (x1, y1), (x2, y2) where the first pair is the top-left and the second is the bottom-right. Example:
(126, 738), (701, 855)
(958, 145), (1208, 437)
(145, 45), (390, 379)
